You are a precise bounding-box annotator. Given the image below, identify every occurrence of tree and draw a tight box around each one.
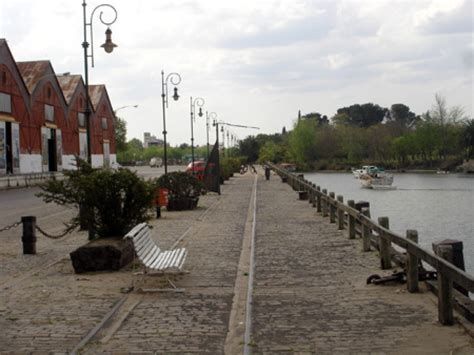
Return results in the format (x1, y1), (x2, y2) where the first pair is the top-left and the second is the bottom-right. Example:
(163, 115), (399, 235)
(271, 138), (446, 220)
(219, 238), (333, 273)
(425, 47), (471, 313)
(258, 141), (283, 163)
(331, 112), (350, 125)
(288, 118), (318, 168)
(301, 112), (329, 126)
(462, 119), (474, 159)
(388, 103), (416, 127)
(128, 138), (143, 151)
(115, 116), (127, 152)
(336, 103), (387, 127)
(429, 94), (467, 159)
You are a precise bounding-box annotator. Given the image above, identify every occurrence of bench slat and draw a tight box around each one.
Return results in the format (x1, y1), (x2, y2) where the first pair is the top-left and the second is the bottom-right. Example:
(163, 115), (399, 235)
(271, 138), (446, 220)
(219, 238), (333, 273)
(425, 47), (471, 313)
(126, 224), (187, 273)
(137, 241), (156, 261)
(156, 250), (174, 270)
(164, 249), (180, 269)
(177, 250), (188, 269)
(142, 246), (160, 266)
(150, 252), (167, 269)
(172, 248), (186, 268)
(168, 248), (184, 269)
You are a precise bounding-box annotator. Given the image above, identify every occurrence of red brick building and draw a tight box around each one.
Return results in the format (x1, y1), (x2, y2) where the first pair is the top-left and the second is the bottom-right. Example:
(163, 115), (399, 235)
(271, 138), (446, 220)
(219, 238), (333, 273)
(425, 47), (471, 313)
(0, 39), (117, 175)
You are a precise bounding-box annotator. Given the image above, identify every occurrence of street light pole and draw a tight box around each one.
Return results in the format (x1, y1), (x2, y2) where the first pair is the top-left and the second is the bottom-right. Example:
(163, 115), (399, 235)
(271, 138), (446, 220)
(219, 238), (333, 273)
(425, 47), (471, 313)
(82, 0), (118, 165)
(113, 104), (138, 115)
(161, 70), (181, 174)
(212, 118), (221, 195)
(206, 112), (217, 160)
(190, 96), (204, 173)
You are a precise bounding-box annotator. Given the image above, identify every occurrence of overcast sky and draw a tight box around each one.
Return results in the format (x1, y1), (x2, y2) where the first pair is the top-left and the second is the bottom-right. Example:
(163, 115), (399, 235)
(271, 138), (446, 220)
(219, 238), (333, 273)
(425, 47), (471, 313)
(1, 0), (473, 146)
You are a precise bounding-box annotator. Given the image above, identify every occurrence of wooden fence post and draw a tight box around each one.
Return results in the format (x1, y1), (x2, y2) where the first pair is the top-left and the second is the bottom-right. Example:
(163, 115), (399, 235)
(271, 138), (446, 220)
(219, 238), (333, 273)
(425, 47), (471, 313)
(337, 195), (344, 230)
(378, 217), (392, 270)
(362, 208), (371, 252)
(311, 184), (317, 207)
(316, 186), (322, 213)
(329, 192), (336, 223)
(406, 230), (419, 293)
(347, 200), (356, 239)
(322, 189), (328, 217)
(437, 245), (454, 325)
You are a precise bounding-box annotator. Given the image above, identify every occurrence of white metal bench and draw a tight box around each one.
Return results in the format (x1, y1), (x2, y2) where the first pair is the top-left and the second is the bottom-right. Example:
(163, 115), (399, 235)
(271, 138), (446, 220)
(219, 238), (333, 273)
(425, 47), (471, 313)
(124, 223), (188, 291)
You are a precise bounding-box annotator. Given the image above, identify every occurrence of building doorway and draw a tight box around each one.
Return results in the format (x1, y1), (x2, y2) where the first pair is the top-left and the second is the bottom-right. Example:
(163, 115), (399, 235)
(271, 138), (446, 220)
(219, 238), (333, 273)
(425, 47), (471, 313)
(5, 121), (13, 174)
(47, 128), (57, 172)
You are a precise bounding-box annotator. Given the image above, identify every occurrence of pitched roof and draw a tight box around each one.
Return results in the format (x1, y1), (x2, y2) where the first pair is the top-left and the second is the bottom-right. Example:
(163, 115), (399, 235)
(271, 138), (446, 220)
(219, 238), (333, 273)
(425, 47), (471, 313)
(57, 75), (83, 104)
(88, 84), (106, 110)
(16, 60), (51, 94)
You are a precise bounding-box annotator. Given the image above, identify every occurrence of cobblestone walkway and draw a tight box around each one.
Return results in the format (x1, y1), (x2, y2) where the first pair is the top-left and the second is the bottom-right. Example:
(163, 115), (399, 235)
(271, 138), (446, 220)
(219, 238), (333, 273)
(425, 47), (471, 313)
(0, 171), (472, 354)
(251, 174), (473, 354)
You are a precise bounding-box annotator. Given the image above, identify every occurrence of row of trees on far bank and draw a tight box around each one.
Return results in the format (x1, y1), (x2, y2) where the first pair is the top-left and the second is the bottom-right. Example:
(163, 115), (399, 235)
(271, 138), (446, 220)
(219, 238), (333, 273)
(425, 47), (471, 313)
(238, 95), (474, 171)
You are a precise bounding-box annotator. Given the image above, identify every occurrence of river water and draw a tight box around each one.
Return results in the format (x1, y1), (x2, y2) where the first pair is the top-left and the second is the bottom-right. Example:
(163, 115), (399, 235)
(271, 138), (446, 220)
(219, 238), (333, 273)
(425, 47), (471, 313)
(303, 172), (474, 274)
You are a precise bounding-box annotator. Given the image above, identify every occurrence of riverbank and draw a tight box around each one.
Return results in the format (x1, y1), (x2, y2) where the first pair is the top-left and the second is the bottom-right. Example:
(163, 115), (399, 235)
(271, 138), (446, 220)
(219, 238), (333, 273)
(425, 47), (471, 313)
(0, 169), (472, 353)
(286, 158), (474, 174)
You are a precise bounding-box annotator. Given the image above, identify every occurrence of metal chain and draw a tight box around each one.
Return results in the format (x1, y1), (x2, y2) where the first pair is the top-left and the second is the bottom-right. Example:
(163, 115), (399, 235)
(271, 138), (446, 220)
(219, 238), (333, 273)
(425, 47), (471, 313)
(35, 224), (77, 239)
(0, 220), (22, 233)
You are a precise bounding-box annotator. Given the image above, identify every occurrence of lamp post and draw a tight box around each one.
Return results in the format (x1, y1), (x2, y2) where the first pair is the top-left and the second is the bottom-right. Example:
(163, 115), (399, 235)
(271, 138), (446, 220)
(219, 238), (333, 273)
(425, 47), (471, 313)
(206, 112), (217, 160)
(161, 71), (181, 175)
(82, 0), (118, 165)
(212, 118), (221, 195)
(113, 104), (138, 115)
(190, 97), (204, 172)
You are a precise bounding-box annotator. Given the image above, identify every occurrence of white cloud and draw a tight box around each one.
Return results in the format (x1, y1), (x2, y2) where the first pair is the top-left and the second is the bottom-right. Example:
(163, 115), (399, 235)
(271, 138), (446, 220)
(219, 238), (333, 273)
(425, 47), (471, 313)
(1, 0), (472, 144)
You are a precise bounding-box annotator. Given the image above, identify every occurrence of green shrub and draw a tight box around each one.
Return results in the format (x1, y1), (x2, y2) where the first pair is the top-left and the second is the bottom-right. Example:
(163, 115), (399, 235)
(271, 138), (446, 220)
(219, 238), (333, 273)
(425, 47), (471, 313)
(155, 171), (205, 199)
(37, 159), (155, 238)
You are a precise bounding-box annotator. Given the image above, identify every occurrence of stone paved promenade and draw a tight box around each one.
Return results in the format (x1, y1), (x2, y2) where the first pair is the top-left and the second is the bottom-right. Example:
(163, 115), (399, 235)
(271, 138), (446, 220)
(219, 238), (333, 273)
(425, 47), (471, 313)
(0, 169), (473, 354)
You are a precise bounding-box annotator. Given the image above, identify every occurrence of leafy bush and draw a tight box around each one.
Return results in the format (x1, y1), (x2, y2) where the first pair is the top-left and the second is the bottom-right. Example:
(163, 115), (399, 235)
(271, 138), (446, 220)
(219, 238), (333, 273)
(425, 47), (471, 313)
(155, 171), (205, 199)
(37, 159), (155, 238)
(220, 157), (245, 179)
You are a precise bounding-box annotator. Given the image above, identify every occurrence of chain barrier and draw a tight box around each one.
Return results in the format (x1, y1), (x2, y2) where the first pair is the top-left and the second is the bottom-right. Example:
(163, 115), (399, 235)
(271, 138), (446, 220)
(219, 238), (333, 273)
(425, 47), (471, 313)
(0, 220), (22, 233)
(35, 224), (77, 240)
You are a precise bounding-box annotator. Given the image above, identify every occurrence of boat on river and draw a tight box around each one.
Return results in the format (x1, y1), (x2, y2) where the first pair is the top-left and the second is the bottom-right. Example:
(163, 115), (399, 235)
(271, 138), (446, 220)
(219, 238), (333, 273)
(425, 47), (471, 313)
(352, 165), (378, 179)
(359, 166), (395, 190)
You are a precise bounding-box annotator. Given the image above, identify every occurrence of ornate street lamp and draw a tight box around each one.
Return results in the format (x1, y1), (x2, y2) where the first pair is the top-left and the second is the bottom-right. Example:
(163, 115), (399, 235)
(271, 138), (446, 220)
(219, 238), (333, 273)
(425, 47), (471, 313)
(82, 0), (118, 164)
(206, 112), (217, 160)
(161, 71), (181, 174)
(190, 97), (204, 172)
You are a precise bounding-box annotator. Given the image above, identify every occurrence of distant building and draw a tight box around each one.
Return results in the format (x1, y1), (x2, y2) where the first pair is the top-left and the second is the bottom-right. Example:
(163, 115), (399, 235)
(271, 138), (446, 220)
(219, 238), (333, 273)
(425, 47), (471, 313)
(0, 38), (117, 175)
(143, 132), (163, 148)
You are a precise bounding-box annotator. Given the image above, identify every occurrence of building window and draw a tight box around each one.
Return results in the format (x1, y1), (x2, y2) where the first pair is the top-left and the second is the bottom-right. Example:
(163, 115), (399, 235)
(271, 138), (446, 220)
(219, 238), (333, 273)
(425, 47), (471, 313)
(78, 112), (85, 127)
(0, 93), (12, 113)
(47, 87), (52, 99)
(44, 104), (54, 122)
(101, 117), (108, 129)
(1, 71), (6, 85)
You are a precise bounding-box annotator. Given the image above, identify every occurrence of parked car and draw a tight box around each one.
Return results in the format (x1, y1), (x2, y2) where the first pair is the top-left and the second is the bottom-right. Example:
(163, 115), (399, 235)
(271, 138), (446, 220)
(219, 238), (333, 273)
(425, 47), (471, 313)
(185, 160), (206, 180)
(149, 157), (163, 168)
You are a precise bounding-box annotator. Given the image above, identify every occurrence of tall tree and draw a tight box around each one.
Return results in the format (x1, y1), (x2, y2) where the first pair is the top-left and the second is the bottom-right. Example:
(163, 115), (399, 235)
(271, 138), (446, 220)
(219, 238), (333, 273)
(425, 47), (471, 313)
(462, 119), (474, 159)
(336, 103), (387, 127)
(114, 116), (127, 152)
(389, 103), (416, 127)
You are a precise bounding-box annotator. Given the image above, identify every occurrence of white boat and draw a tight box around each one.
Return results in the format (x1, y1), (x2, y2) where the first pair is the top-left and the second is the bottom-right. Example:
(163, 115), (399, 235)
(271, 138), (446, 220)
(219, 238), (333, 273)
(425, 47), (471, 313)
(359, 171), (396, 190)
(352, 165), (378, 179)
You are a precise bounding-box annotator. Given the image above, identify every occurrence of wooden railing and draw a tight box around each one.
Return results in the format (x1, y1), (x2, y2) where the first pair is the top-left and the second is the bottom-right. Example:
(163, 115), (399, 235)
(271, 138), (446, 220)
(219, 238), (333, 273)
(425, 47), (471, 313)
(268, 163), (474, 325)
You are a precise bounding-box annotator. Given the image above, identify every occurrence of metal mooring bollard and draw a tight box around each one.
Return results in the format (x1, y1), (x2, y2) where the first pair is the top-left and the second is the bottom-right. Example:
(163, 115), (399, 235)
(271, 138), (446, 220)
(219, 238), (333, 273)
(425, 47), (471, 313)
(21, 216), (37, 255)
(265, 166), (271, 180)
(156, 206), (161, 219)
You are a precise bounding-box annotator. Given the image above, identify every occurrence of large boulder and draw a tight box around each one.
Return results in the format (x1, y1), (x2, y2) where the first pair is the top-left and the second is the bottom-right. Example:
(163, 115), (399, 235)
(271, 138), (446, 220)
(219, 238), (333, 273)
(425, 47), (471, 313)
(70, 237), (134, 274)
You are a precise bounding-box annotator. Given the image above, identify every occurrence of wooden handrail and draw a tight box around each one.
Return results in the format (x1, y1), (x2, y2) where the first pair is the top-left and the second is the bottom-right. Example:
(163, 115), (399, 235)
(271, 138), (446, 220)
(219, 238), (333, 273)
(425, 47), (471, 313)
(269, 162), (474, 314)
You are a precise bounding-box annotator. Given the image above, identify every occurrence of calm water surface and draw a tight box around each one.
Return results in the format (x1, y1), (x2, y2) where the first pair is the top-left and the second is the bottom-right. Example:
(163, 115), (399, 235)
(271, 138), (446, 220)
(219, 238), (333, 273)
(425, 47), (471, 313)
(304, 172), (474, 273)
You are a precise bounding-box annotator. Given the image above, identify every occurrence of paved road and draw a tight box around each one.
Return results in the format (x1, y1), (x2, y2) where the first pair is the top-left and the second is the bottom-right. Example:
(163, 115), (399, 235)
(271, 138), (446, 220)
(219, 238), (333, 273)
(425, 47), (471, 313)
(0, 169), (472, 353)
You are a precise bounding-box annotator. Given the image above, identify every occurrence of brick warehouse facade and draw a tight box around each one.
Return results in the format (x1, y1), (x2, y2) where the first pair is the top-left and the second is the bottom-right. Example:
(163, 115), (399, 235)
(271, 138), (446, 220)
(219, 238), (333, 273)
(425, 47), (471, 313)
(0, 39), (117, 175)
